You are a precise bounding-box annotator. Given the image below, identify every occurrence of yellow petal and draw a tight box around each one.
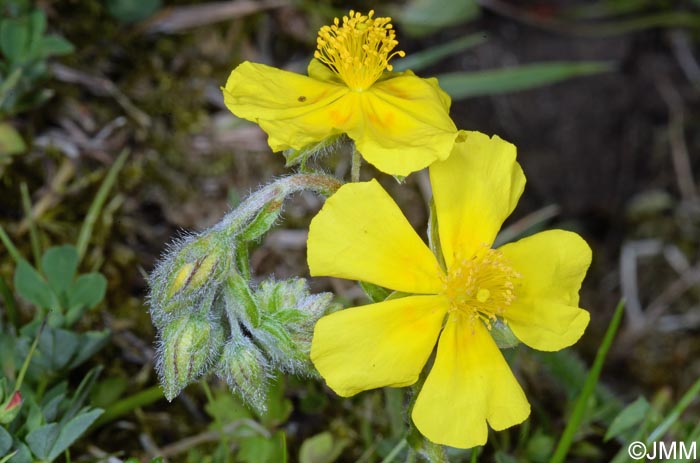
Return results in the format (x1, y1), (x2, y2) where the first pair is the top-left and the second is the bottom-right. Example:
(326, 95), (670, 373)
(349, 75), (458, 176)
(429, 131), (525, 269)
(308, 180), (443, 294)
(412, 316), (530, 448)
(311, 295), (449, 397)
(499, 230), (592, 351)
(223, 61), (355, 151)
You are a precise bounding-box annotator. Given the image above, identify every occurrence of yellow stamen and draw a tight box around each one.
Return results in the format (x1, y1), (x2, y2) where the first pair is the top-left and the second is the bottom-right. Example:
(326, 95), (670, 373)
(314, 10), (405, 91)
(442, 246), (521, 329)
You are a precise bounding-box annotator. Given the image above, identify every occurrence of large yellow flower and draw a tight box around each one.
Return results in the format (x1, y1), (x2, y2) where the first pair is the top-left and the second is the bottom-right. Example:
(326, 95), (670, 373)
(223, 10), (457, 177)
(307, 131), (591, 448)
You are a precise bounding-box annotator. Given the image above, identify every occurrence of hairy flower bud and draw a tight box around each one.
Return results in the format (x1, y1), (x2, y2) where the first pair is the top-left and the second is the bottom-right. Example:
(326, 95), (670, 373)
(157, 315), (224, 400)
(247, 278), (337, 375)
(167, 252), (220, 299)
(216, 337), (271, 414)
(148, 233), (228, 330)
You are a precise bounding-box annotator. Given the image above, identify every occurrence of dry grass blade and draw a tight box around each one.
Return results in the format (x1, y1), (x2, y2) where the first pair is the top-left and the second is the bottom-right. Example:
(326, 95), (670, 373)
(141, 0), (289, 34)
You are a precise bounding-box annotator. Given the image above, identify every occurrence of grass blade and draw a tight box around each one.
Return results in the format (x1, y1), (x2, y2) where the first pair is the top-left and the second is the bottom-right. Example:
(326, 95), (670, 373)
(20, 182), (41, 267)
(393, 33), (487, 72)
(436, 61), (614, 100)
(550, 299), (625, 463)
(0, 225), (21, 263)
(76, 148), (129, 263)
(646, 377), (700, 444)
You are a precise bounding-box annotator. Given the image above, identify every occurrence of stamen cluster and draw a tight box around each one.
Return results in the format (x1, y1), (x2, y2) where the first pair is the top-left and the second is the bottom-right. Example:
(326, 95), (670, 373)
(314, 10), (405, 91)
(442, 246), (521, 328)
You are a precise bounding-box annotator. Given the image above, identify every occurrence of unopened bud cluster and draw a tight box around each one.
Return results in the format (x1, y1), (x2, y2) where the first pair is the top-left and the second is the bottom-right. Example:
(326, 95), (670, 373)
(147, 174), (342, 411)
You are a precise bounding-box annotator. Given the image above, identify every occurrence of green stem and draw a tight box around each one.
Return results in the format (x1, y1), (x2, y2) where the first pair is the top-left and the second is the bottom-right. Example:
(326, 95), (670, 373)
(381, 438), (407, 463)
(470, 447), (479, 463)
(76, 148), (130, 263)
(550, 300), (625, 463)
(406, 380), (448, 463)
(216, 173), (343, 242)
(15, 317), (46, 391)
(351, 146), (362, 182)
(94, 385), (163, 427)
(20, 182), (41, 267)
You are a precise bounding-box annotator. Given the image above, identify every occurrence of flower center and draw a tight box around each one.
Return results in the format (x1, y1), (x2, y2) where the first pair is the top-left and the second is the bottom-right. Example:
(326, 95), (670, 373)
(442, 246), (521, 328)
(314, 10), (405, 91)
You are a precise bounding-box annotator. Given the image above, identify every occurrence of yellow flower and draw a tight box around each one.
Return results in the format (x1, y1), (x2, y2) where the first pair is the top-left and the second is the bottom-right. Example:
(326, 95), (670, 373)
(307, 131), (591, 449)
(223, 10), (457, 177)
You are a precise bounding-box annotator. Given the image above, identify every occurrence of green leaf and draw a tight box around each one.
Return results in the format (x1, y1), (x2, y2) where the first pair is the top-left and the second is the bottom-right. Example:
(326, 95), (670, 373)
(359, 281), (391, 303)
(398, 0), (480, 37)
(67, 330), (109, 369)
(239, 200), (282, 243)
(90, 376), (128, 409)
(24, 399), (43, 434)
(38, 35), (74, 57)
(299, 432), (347, 463)
(204, 392), (252, 426)
(41, 393), (66, 423)
(0, 17), (30, 63)
(39, 327), (79, 371)
(393, 33), (486, 73)
(490, 319), (520, 349)
(282, 135), (341, 168)
(437, 62), (614, 100)
(41, 245), (79, 295)
(260, 378), (292, 427)
(274, 309), (306, 325)
(237, 430), (287, 463)
(0, 425), (12, 455)
(25, 422), (60, 459)
(14, 259), (57, 310)
(61, 366), (102, 424)
(26, 10), (46, 59)
(526, 433), (555, 463)
(7, 443), (31, 463)
(0, 450), (17, 463)
(0, 122), (26, 157)
(67, 273), (107, 312)
(106, 0), (162, 23)
(47, 408), (103, 460)
(604, 396), (649, 441)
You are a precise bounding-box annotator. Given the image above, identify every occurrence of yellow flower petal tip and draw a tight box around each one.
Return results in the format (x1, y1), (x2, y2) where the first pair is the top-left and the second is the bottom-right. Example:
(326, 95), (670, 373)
(307, 133), (592, 448)
(221, 10), (457, 176)
(412, 319), (530, 448)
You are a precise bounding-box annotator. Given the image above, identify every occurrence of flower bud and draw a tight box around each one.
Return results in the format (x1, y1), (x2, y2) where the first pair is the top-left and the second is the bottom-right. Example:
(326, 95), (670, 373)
(251, 278), (336, 375)
(216, 337), (271, 414)
(167, 252), (220, 300)
(0, 391), (22, 424)
(148, 233), (228, 329)
(157, 315), (224, 400)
